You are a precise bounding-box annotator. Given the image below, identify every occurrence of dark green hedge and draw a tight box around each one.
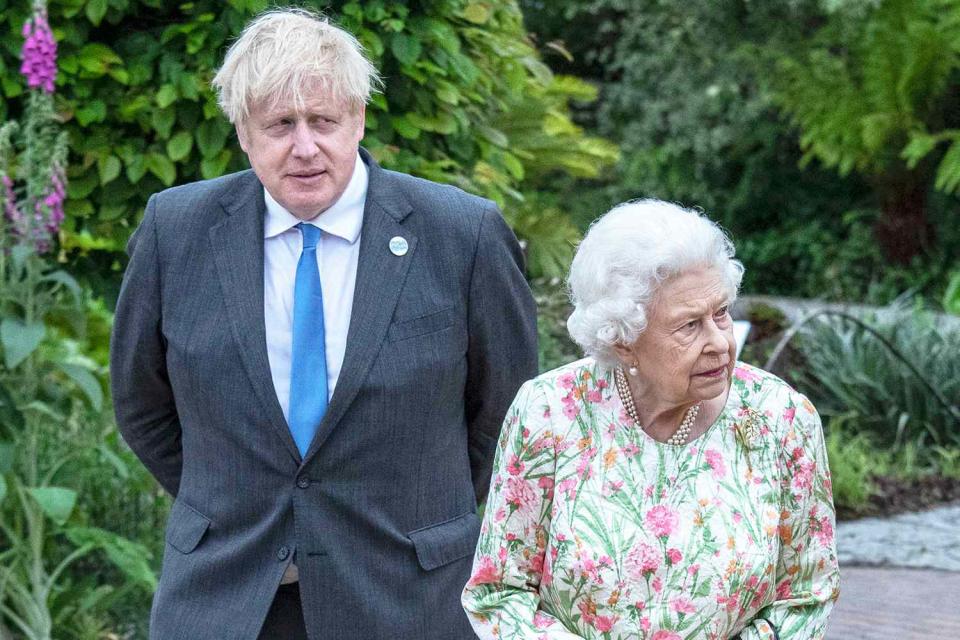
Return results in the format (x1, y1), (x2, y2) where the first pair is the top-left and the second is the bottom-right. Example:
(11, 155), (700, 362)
(0, 0), (616, 290)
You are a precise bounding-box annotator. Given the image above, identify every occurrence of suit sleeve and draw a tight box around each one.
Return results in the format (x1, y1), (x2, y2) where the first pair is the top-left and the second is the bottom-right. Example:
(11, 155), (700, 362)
(464, 202), (538, 502)
(110, 195), (183, 496)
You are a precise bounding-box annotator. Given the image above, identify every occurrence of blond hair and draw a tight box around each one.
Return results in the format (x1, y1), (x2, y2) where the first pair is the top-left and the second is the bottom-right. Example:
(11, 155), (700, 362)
(212, 8), (380, 125)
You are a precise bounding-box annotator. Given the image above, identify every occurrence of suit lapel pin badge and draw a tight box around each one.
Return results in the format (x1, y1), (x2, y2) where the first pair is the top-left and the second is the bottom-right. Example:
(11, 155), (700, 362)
(389, 236), (408, 256)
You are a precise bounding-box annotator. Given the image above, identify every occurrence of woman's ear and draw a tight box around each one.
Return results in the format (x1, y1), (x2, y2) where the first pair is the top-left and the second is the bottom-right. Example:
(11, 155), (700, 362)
(612, 343), (635, 366)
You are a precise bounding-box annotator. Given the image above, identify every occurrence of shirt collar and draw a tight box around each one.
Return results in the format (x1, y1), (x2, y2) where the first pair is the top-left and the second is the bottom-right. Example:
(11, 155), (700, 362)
(263, 153), (368, 243)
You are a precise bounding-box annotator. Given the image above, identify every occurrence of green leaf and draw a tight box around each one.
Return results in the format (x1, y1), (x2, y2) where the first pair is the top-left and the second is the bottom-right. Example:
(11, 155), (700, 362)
(342, 1), (363, 19)
(391, 115), (421, 140)
(0, 442), (13, 474)
(27, 487), (77, 525)
(65, 199), (95, 219)
(39, 270), (82, 303)
(126, 154), (147, 184)
(75, 100), (107, 126)
(463, 2), (491, 24)
(0, 319), (46, 369)
(97, 444), (129, 479)
(10, 245), (33, 273)
(23, 400), (64, 421)
(99, 204), (128, 221)
(108, 67), (130, 85)
(65, 527), (158, 590)
(200, 150), (231, 180)
(407, 111), (457, 135)
(0, 476), (6, 505)
(0, 382), (24, 439)
(77, 44), (121, 75)
(147, 153), (176, 186)
(166, 131), (193, 161)
(935, 140), (960, 194)
(57, 363), (104, 411)
(901, 133), (938, 169)
(944, 271), (960, 315)
(86, 0), (108, 25)
(391, 33), (422, 66)
(156, 84), (179, 109)
(196, 120), (228, 158)
(98, 155), (122, 185)
(151, 107), (177, 139)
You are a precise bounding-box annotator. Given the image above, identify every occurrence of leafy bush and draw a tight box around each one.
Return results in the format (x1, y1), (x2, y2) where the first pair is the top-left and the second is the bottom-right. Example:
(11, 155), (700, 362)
(532, 277), (579, 373)
(769, 0), (960, 263)
(823, 418), (886, 513)
(945, 271), (960, 315)
(737, 208), (959, 304)
(0, 0), (616, 289)
(796, 307), (960, 455)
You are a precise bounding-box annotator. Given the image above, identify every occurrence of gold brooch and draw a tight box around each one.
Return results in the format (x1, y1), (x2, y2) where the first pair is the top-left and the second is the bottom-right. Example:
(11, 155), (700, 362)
(734, 407), (765, 473)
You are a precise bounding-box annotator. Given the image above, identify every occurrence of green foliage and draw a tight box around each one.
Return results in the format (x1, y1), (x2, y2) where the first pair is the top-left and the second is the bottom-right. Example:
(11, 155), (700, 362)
(769, 0), (960, 261)
(773, 0), (960, 182)
(532, 278), (579, 373)
(1, 24), (155, 635)
(0, 245), (156, 639)
(737, 208), (959, 304)
(523, 0), (869, 238)
(0, 0), (616, 286)
(824, 418), (885, 512)
(945, 271), (960, 314)
(796, 307), (960, 456)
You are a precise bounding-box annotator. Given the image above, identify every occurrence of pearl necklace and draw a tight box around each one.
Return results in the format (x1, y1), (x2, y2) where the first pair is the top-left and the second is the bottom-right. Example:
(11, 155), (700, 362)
(614, 366), (701, 446)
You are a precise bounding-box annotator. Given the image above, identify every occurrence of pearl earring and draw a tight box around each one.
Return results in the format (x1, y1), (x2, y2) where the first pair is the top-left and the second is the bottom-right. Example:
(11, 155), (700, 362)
(628, 363), (639, 377)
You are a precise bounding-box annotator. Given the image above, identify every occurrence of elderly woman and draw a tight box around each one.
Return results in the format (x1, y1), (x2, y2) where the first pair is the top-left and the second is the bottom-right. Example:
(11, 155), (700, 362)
(462, 200), (839, 640)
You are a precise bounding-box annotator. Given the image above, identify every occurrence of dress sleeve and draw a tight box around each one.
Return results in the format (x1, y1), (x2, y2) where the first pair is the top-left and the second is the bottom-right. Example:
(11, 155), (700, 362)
(461, 380), (584, 640)
(739, 394), (840, 640)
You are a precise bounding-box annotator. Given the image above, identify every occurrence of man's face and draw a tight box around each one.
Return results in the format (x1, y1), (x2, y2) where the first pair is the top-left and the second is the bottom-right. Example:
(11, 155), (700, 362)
(237, 89), (365, 220)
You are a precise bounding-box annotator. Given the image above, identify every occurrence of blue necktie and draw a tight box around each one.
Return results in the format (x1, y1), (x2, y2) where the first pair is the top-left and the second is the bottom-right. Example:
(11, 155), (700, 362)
(288, 223), (328, 457)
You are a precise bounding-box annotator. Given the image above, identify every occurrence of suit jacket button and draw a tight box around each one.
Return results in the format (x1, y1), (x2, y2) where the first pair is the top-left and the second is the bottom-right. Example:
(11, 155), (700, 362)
(296, 476), (310, 489)
(277, 546), (290, 561)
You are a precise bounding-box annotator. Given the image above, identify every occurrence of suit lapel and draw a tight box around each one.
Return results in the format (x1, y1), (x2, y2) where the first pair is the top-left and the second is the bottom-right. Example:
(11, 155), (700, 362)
(209, 172), (301, 464)
(304, 153), (416, 460)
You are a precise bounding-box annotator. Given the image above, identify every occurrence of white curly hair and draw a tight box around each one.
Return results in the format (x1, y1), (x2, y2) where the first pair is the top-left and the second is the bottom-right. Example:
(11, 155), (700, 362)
(566, 199), (745, 368)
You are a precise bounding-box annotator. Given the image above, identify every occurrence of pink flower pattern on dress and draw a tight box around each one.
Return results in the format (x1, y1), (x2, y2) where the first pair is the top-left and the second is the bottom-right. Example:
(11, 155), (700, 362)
(704, 448), (726, 480)
(645, 504), (678, 538)
(464, 361), (839, 640)
(625, 542), (660, 580)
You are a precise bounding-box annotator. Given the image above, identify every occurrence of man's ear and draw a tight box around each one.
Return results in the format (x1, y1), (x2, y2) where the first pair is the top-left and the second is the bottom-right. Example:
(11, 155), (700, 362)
(236, 122), (249, 153)
(355, 105), (366, 141)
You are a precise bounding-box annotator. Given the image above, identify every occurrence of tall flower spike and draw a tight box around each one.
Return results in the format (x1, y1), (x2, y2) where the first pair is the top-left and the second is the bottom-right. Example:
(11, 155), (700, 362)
(20, 8), (57, 93)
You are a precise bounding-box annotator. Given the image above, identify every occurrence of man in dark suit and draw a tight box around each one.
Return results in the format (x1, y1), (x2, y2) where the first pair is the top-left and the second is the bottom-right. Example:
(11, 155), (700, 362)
(110, 8), (537, 639)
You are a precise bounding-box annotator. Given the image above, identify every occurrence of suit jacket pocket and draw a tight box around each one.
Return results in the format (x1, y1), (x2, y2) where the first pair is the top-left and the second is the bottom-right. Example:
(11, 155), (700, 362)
(407, 511), (481, 571)
(387, 306), (455, 343)
(166, 499), (211, 554)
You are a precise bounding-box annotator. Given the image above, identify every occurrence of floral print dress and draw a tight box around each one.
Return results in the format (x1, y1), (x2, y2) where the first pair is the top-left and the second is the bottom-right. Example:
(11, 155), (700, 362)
(462, 360), (839, 640)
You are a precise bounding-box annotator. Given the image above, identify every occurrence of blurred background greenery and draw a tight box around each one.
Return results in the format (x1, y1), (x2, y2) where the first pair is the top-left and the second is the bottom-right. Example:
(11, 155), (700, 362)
(0, 0), (958, 637)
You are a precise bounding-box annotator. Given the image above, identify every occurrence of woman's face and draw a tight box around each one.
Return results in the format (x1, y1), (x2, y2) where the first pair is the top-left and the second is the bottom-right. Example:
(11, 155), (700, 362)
(620, 266), (737, 406)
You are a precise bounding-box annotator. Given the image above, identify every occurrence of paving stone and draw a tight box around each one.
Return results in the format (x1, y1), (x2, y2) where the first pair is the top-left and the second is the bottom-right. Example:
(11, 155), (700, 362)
(828, 567), (960, 640)
(836, 501), (960, 571)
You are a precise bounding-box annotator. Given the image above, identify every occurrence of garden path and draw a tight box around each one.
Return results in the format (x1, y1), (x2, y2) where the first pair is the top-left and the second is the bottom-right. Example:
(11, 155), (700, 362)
(827, 501), (960, 639)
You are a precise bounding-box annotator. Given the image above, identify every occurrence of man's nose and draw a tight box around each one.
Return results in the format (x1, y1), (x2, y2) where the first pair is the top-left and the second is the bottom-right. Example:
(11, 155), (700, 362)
(290, 122), (318, 158)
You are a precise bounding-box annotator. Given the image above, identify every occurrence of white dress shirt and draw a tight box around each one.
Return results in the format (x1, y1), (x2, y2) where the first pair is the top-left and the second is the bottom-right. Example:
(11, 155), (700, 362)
(263, 153), (368, 427)
(264, 154), (367, 585)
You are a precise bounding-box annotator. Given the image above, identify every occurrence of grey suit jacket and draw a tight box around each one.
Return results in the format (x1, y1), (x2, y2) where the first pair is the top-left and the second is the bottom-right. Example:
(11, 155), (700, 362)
(110, 149), (538, 639)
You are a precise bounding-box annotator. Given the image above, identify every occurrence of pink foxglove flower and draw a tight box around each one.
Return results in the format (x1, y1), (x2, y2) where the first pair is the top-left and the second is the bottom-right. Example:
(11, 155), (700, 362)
(21, 9), (57, 93)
